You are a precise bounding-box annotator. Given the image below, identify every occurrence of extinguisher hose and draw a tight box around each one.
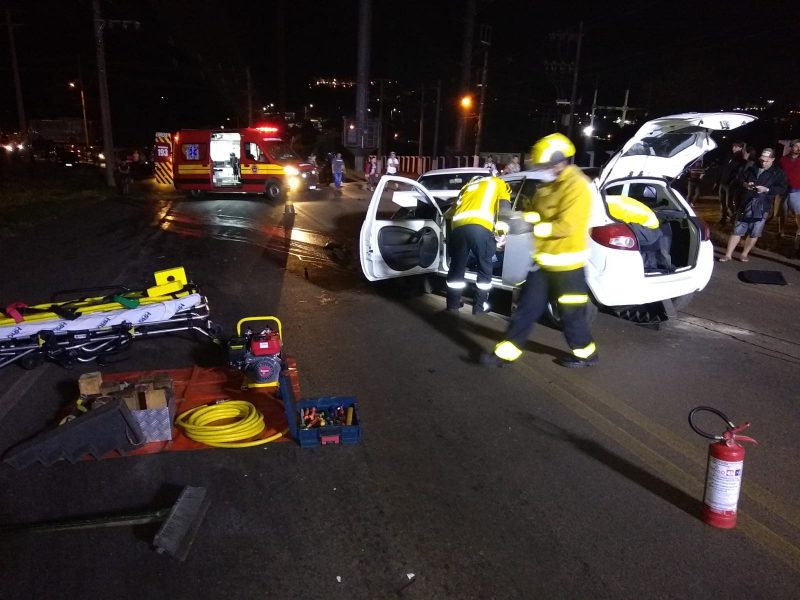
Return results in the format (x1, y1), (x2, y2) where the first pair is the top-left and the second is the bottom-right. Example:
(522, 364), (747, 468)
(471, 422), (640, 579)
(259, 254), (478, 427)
(688, 406), (757, 446)
(176, 400), (286, 448)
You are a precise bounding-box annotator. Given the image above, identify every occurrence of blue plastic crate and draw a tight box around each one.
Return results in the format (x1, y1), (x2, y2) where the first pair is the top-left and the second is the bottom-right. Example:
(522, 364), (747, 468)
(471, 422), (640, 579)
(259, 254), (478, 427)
(279, 373), (361, 447)
(295, 396), (361, 447)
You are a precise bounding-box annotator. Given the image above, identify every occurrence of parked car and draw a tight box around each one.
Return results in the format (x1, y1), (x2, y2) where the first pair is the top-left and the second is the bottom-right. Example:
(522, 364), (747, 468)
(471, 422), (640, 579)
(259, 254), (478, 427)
(359, 112), (756, 324)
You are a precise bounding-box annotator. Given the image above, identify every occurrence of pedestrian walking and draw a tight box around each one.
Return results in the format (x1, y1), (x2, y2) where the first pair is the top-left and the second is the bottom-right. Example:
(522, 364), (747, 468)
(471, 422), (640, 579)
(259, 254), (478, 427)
(332, 152), (345, 189)
(714, 141), (745, 225)
(480, 133), (598, 369)
(501, 155), (521, 175)
(445, 175), (512, 315)
(386, 151), (399, 176)
(779, 139), (800, 255)
(720, 147), (788, 262)
(365, 155), (379, 191)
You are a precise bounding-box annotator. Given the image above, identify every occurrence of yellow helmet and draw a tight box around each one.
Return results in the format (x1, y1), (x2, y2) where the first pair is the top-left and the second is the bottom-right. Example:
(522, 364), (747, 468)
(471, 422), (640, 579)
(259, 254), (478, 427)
(529, 133), (576, 166)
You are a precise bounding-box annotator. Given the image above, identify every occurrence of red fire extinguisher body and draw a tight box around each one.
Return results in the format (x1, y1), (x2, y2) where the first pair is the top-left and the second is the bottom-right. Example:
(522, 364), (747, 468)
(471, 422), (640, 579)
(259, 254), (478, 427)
(702, 440), (746, 529)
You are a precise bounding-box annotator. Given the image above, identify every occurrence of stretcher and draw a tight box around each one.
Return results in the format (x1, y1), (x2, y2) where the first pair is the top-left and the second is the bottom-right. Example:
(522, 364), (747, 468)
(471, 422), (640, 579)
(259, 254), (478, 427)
(0, 267), (218, 370)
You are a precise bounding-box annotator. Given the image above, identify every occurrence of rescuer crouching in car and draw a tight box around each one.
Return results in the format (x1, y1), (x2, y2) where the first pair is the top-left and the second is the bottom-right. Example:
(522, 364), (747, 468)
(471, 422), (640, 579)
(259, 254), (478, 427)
(445, 175), (512, 315)
(605, 194), (674, 272)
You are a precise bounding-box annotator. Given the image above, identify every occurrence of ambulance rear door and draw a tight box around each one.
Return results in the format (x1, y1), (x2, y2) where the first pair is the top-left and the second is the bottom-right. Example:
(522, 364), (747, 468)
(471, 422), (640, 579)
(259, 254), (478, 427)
(173, 130), (211, 190)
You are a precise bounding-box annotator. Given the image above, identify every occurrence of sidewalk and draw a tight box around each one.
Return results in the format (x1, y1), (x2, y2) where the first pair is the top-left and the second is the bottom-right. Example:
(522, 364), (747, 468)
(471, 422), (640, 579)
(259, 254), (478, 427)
(694, 195), (800, 269)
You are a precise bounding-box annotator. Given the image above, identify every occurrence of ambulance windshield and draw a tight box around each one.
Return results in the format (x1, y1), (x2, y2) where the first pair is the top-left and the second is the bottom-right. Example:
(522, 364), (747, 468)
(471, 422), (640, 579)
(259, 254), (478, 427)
(263, 140), (298, 162)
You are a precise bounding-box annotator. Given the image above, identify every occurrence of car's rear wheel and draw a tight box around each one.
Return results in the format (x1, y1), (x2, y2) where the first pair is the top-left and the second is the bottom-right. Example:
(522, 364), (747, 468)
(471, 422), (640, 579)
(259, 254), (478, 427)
(671, 292), (695, 312)
(613, 302), (668, 326)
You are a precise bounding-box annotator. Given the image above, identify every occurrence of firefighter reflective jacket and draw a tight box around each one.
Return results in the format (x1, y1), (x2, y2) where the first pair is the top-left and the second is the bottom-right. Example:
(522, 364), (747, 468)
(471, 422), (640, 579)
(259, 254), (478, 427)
(452, 176), (512, 233)
(523, 165), (592, 271)
(606, 194), (659, 228)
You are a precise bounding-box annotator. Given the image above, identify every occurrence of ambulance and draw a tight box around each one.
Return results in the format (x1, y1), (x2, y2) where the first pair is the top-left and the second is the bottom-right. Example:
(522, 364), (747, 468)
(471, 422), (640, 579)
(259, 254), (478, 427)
(171, 126), (318, 199)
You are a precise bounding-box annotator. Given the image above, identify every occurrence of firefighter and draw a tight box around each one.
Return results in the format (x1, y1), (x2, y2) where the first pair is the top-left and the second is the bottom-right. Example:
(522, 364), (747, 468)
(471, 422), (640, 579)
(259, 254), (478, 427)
(480, 133), (598, 368)
(446, 175), (512, 314)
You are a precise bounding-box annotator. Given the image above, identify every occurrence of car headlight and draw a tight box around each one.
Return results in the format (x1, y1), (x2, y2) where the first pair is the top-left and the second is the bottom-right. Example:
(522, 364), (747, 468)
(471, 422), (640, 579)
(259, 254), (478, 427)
(288, 176), (301, 190)
(284, 166), (300, 176)
(98, 153), (105, 160)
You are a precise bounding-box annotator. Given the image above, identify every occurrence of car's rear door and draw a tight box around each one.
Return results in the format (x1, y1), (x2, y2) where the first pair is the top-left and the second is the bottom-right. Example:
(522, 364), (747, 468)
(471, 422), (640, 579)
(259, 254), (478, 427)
(359, 176), (443, 281)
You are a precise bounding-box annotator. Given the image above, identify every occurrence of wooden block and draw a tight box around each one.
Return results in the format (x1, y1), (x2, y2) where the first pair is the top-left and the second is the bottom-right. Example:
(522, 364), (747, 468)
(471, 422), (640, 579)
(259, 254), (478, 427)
(119, 389), (140, 412)
(144, 388), (168, 409)
(78, 372), (103, 396)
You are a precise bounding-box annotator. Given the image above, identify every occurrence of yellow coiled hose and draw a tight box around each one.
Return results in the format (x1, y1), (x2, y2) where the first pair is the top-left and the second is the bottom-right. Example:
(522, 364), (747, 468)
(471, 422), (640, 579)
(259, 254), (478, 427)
(176, 400), (285, 448)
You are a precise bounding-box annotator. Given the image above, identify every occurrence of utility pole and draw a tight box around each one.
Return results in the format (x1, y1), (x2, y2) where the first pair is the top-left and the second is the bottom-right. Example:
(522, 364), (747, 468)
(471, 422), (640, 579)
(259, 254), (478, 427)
(567, 21), (583, 141)
(355, 0), (372, 171)
(91, 3), (141, 186)
(432, 80), (441, 166)
(246, 66), (253, 127)
(377, 78), (385, 159)
(455, 0), (476, 152)
(6, 9), (27, 143)
(418, 84), (425, 157)
(596, 89), (641, 126)
(474, 25), (491, 159)
(77, 57), (90, 147)
(93, 0), (116, 187)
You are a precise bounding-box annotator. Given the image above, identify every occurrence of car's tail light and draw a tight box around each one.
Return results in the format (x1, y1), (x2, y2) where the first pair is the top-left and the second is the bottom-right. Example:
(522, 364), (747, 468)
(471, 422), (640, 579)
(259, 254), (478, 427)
(591, 223), (638, 250)
(690, 216), (710, 241)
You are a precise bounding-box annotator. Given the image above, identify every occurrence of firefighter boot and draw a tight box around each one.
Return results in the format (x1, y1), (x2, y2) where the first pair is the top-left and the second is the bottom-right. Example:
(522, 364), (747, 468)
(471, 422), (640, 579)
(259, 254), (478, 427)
(556, 352), (599, 368)
(446, 288), (463, 312)
(472, 290), (490, 315)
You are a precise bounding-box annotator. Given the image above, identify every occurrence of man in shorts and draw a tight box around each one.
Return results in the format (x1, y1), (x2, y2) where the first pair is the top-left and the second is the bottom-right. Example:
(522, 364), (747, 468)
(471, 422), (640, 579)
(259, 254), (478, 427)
(779, 139), (800, 256)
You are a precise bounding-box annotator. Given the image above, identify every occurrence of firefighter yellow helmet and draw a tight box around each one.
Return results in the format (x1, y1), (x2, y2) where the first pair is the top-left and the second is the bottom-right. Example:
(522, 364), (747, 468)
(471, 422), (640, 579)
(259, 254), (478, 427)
(529, 133), (576, 166)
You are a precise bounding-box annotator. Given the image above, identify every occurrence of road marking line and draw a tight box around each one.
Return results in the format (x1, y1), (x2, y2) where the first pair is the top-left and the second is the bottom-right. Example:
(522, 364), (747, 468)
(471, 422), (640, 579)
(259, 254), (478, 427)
(512, 358), (800, 574)
(459, 325), (800, 573)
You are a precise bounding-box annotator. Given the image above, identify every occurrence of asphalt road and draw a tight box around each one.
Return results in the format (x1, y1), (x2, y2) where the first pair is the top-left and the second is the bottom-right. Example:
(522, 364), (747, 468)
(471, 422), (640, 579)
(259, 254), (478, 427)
(0, 180), (798, 599)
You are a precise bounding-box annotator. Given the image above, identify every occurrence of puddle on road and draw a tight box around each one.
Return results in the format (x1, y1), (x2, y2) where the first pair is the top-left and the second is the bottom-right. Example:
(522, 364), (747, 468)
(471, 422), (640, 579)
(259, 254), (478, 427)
(154, 204), (363, 291)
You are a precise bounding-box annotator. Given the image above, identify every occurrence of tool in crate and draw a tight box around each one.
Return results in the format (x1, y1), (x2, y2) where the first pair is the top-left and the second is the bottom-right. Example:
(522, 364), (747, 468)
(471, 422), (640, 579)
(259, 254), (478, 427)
(0, 267), (219, 370)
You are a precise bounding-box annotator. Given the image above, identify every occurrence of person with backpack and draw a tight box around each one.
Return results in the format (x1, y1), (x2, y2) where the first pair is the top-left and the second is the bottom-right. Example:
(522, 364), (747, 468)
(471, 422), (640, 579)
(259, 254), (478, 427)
(720, 147), (787, 262)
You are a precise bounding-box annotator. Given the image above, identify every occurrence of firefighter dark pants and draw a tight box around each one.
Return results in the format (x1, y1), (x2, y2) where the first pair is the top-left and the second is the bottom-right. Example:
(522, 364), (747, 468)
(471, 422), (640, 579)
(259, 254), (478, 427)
(446, 224), (495, 310)
(504, 266), (594, 354)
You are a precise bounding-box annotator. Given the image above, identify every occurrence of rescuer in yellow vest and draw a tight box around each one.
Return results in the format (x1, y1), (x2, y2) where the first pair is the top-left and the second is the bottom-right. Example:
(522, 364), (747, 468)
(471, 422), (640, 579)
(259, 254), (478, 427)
(481, 133), (598, 368)
(446, 175), (512, 314)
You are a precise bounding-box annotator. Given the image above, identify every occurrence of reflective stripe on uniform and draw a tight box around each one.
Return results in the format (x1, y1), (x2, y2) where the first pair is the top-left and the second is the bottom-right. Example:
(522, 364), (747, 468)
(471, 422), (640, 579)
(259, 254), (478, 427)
(494, 340), (522, 361)
(572, 342), (597, 358)
(453, 178), (498, 228)
(476, 282), (492, 291)
(533, 222), (553, 238)
(558, 294), (588, 305)
(535, 250), (588, 268)
(523, 211), (541, 224)
(447, 281), (467, 289)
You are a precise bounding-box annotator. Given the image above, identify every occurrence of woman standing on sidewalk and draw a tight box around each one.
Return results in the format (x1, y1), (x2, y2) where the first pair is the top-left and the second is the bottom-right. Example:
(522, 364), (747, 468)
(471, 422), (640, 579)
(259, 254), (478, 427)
(720, 148), (787, 262)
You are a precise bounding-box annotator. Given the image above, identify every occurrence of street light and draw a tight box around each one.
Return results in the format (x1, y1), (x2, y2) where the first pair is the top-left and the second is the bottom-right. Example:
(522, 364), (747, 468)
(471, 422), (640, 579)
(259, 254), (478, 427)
(69, 81), (90, 148)
(460, 95), (473, 110)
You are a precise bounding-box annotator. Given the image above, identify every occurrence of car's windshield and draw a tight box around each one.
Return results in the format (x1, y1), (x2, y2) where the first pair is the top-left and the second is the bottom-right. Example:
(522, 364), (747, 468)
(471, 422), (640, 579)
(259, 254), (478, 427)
(418, 172), (484, 191)
(263, 140), (298, 161)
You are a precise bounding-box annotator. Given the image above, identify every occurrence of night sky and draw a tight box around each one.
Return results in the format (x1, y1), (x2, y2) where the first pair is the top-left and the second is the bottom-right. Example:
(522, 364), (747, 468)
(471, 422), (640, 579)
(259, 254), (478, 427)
(1, 0), (798, 152)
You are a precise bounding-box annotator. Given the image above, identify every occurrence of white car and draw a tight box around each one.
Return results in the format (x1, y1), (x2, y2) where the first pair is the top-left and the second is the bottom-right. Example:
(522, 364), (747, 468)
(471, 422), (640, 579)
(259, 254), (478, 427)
(417, 167), (493, 201)
(359, 112), (756, 323)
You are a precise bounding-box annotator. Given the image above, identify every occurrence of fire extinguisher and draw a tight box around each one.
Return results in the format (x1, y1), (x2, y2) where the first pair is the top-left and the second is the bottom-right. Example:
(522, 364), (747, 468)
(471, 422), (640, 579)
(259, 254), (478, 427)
(689, 406), (757, 529)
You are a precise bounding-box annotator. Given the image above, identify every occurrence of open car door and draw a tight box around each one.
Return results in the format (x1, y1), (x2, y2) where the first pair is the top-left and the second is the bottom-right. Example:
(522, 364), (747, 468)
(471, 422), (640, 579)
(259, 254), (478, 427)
(359, 175), (444, 281)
